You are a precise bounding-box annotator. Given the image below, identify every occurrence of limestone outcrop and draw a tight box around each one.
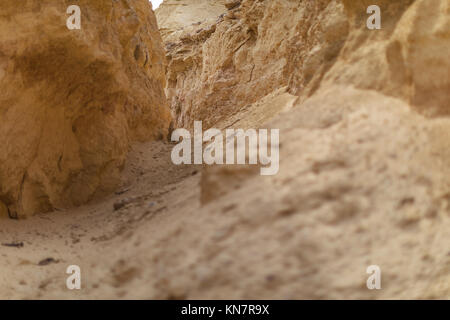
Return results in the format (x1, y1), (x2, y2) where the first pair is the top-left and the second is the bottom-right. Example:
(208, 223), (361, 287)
(0, 0), (171, 217)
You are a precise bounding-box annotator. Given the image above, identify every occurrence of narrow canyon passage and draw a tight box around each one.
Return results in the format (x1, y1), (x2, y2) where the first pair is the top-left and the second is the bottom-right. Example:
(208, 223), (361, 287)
(1, 0), (449, 299)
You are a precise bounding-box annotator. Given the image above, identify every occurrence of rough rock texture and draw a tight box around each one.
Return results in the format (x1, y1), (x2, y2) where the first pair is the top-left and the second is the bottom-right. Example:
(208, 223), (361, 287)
(156, 0), (226, 41)
(154, 0), (450, 298)
(161, 0), (449, 128)
(160, 0), (346, 128)
(321, 0), (450, 117)
(0, 0), (171, 217)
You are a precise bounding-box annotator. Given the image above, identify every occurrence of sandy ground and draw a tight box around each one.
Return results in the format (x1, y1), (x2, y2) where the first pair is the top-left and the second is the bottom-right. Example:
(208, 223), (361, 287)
(0, 141), (201, 299)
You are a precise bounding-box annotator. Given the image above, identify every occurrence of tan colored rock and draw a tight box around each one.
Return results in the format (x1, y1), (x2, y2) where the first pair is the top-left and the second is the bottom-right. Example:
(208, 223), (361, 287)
(132, 85), (450, 299)
(0, 0), (171, 217)
(322, 0), (450, 116)
(156, 0), (227, 41)
(200, 87), (297, 204)
(161, 0), (449, 192)
(160, 0), (349, 128)
(161, 0), (449, 127)
(156, 0), (450, 299)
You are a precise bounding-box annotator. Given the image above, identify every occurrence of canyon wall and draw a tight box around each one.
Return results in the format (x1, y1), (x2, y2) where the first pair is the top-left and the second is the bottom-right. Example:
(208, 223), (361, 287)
(159, 0), (449, 202)
(0, 0), (171, 217)
(160, 0), (449, 128)
(155, 0), (450, 298)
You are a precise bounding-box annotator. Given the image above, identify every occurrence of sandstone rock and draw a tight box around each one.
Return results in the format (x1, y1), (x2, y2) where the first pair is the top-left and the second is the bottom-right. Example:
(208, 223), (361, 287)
(160, 0), (449, 127)
(159, 0), (348, 128)
(0, 0), (171, 217)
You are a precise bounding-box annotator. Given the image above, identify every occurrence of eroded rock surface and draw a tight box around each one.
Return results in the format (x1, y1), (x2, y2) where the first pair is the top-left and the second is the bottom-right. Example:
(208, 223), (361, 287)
(0, 0), (171, 217)
(160, 0), (449, 127)
(155, 0), (450, 298)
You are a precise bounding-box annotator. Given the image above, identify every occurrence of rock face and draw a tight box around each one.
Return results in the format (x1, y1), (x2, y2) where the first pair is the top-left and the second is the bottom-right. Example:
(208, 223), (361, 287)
(160, 0), (347, 128)
(156, 0), (450, 298)
(0, 0), (171, 217)
(160, 0), (449, 128)
(156, 0), (226, 41)
(323, 0), (449, 117)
